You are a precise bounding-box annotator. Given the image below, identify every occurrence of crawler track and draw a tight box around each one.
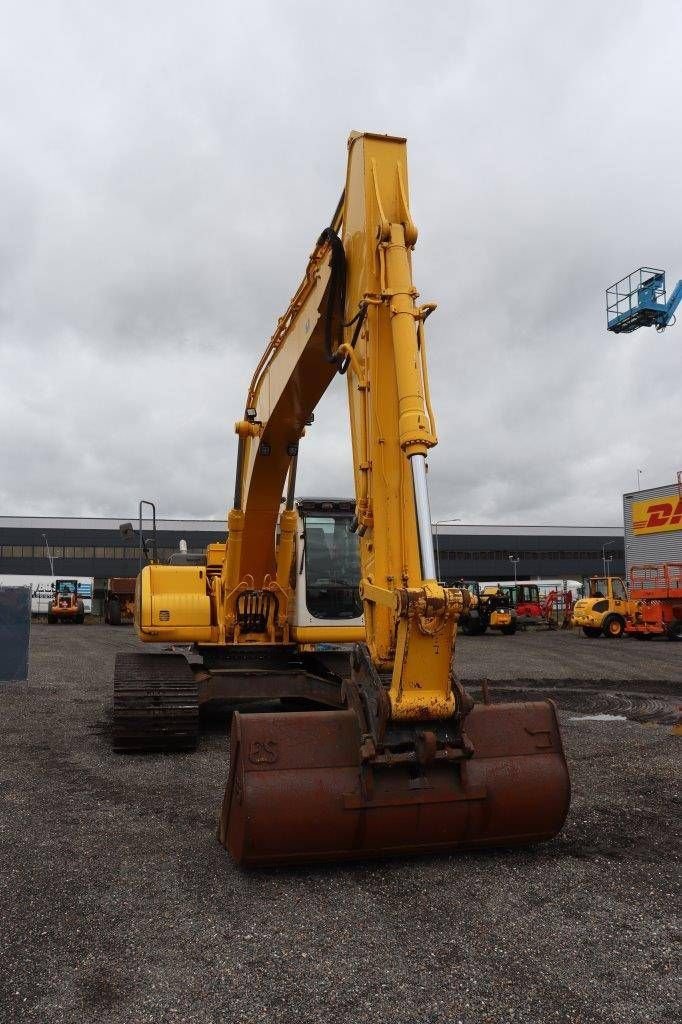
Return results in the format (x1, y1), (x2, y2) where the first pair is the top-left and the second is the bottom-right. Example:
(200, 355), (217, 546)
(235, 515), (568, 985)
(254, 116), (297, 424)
(113, 653), (199, 752)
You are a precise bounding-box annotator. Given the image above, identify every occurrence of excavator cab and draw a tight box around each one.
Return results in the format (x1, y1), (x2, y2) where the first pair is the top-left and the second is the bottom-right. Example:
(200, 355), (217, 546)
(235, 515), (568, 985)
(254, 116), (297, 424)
(294, 499), (363, 625)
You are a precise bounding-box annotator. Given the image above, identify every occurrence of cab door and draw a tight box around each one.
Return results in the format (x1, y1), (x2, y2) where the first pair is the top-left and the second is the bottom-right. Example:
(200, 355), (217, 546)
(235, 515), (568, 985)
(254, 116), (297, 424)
(609, 577), (628, 614)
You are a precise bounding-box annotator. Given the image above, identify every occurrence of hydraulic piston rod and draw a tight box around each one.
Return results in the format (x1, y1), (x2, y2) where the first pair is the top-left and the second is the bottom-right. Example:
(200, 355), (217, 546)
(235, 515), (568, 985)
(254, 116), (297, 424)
(410, 454), (436, 582)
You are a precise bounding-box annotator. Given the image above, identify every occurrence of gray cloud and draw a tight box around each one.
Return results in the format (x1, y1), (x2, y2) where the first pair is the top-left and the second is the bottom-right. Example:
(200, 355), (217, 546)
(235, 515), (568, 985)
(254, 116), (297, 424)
(1, 0), (680, 525)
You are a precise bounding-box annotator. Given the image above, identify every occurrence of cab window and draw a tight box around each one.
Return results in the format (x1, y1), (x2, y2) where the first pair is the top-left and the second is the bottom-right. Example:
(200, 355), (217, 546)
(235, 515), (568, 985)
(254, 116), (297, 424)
(611, 578), (626, 601)
(304, 515), (362, 620)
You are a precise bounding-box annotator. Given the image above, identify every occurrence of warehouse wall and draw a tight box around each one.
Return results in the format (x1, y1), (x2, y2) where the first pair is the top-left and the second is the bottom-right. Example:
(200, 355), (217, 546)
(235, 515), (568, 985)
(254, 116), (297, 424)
(623, 483), (682, 578)
(435, 533), (624, 583)
(0, 522), (224, 579)
(0, 518), (624, 584)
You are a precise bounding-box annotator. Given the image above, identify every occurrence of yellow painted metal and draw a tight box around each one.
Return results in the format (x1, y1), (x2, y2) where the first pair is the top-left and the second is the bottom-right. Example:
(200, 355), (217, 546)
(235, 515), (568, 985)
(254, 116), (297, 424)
(137, 131), (466, 722)
(136, 565), (214, 642)
(291, 626), (366, 644)
(206, 542), (226, 567)
(389, 580), (464, 719)
(632, 493), (682, 535)
(571, 576), (632, 630)
(340, 133), (463, 718)
(275, 508), (297, 592)
(227, 246), (338, 595)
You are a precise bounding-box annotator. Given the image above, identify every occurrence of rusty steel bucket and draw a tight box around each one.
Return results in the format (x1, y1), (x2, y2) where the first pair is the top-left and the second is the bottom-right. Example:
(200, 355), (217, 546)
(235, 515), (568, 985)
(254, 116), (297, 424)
(218, 700), (570, 867)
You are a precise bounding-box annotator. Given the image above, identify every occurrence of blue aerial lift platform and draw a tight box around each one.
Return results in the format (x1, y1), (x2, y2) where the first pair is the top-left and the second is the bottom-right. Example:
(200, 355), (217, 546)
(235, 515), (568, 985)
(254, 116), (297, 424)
(606, 267), (682, 333)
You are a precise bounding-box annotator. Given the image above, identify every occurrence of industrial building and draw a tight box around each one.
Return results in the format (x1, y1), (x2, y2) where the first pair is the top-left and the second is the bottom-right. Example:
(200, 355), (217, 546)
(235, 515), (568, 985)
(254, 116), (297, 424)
(0, 516), (224, 581)
(0, 515), (625, 598)
(432, 522), (624, 583)
(623, 481), (682, 575)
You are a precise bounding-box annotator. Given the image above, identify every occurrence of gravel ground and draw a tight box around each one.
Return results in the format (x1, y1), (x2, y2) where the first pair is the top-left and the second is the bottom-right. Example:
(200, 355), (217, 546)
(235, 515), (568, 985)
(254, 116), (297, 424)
(0, 624), (680, 1024)
(455, 626), (682, 683)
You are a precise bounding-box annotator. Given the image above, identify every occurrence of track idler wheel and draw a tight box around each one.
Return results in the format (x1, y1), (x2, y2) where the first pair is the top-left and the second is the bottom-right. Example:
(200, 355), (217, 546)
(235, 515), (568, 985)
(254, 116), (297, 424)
(218, 699), (570, 867)
(113, 653), (199, 753)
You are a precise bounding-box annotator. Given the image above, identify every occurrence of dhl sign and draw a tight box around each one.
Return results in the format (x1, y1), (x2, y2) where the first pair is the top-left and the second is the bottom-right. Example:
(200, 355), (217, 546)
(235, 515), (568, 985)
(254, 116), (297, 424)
(632, 493), (682, 535)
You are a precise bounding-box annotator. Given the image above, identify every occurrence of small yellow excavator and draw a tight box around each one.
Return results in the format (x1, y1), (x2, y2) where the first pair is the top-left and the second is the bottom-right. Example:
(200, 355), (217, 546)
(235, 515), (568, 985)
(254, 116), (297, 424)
(113, 132), (569, 865)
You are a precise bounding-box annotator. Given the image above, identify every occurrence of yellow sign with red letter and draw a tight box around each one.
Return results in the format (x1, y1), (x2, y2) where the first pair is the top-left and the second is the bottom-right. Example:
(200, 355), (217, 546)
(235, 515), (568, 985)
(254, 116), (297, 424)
(632, 493), (682, 535)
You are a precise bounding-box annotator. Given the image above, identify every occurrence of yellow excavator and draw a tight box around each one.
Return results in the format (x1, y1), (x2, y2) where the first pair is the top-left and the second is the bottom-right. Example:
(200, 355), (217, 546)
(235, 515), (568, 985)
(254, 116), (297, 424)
(113, 132), (569, 865)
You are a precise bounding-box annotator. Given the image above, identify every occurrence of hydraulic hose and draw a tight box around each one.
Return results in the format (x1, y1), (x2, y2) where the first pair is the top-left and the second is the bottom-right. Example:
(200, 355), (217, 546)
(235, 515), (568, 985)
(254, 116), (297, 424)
(317, 226), (367, 375)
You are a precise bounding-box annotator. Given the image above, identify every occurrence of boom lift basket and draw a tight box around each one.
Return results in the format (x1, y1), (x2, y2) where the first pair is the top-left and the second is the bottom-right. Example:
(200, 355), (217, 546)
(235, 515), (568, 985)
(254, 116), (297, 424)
(606, 267), (667, 333)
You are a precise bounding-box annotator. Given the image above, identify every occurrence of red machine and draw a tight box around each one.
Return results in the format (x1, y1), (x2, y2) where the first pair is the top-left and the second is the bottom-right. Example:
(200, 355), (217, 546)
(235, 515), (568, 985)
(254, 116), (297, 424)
(542, 589), (574, 629)
(506, 583), (573, 629)
(626, 564), (682, 640)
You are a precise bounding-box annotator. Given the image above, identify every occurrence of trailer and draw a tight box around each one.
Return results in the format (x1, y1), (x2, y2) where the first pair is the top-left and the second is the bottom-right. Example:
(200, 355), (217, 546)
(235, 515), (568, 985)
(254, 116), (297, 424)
(103, 578), (136, 625)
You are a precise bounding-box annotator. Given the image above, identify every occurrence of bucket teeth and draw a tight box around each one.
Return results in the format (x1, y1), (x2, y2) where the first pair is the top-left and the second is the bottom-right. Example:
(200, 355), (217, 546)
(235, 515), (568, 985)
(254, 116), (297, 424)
(219, 699), (570, 866)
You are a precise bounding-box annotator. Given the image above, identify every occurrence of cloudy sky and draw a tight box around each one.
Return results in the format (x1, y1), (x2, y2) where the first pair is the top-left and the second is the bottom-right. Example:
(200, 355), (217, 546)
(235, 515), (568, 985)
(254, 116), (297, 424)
(1, 0), (680, 527)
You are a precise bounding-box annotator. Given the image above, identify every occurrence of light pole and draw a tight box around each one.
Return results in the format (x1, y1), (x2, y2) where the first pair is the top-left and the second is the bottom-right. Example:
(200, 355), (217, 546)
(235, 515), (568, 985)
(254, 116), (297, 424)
(636, 468), (644, 490)
(42, 533), (56, 576)
(434, 517), (461, 581)
(508, 554), (520, 586)
(601, 540), (616, 578)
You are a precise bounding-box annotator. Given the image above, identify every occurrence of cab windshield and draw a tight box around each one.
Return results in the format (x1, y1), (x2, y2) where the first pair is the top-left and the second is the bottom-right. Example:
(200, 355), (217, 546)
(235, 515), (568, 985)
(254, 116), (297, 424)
(57, 580), (77, 595)
(304, 514), (362, 620)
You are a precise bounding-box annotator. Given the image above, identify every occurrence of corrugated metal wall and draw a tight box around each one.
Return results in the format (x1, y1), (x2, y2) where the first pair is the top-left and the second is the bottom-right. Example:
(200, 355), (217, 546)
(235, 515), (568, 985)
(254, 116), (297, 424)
(623, 481), (682, 578)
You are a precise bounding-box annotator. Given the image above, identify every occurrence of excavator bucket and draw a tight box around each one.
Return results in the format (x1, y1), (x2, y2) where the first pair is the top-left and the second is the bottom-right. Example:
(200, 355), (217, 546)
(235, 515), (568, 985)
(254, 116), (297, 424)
(219, 699), (570, 866)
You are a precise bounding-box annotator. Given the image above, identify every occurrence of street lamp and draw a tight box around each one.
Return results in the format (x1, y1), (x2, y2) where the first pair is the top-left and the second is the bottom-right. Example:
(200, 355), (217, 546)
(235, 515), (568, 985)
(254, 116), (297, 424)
(434, 517), (461, 581)
(42, 533), (56, 576)
(601, 540), (616, 578)
(508, 554), (520, 586)
(636, 468), (644, 491)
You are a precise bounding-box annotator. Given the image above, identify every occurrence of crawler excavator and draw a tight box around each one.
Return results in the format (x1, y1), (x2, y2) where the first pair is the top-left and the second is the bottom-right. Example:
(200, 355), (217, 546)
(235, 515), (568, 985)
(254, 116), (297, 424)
(113, 132), (570, 865)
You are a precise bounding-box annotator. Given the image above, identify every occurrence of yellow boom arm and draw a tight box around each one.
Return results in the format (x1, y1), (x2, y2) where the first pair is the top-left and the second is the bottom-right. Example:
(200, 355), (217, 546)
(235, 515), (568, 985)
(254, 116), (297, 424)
(220, 131), (466, 720)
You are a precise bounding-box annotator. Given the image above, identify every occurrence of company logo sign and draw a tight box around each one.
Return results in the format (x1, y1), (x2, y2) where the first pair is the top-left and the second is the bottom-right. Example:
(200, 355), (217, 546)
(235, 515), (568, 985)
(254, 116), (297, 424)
(632, 493), (682, 535)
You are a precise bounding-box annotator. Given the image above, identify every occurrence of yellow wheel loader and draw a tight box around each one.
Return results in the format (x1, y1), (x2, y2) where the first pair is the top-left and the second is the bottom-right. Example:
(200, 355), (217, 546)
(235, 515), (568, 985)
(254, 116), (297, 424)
(113, 132), (570, 865)
(47, 579), (85, 624)
(572, 575), (630, 638)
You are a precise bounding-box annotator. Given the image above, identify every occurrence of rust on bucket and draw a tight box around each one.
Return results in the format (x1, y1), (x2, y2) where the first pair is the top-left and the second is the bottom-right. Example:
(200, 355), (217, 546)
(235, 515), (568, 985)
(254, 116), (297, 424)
(218, 700), (570, 867)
